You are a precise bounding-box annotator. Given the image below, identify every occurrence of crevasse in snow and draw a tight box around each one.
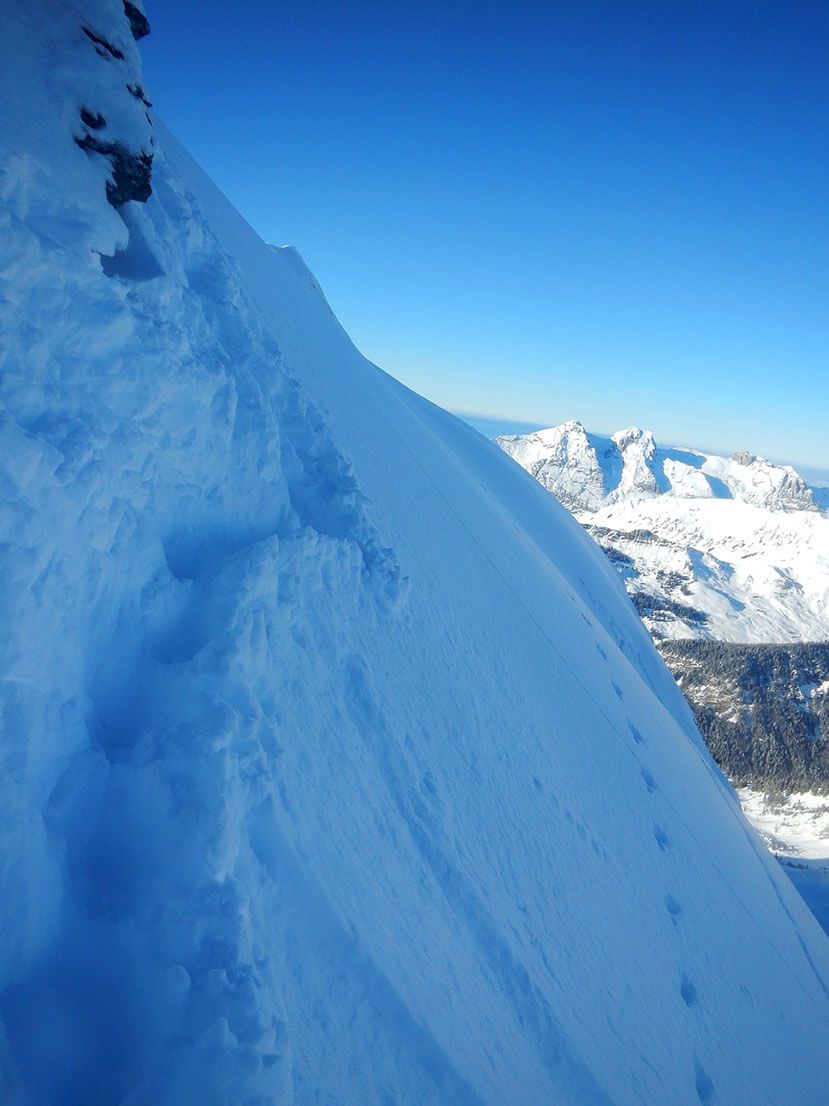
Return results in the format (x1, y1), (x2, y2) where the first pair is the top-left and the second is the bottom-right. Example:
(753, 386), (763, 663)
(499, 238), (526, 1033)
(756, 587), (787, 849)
(2, 3), (829, 1105)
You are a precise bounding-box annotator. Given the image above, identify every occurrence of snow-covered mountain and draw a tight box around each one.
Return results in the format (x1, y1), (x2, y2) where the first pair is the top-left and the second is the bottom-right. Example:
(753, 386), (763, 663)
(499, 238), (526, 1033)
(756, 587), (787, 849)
(3, 4), (829, 1104)
(737, 789), (829, 935)
(499, 420), (821, 515)
(499, 421), (829, 641)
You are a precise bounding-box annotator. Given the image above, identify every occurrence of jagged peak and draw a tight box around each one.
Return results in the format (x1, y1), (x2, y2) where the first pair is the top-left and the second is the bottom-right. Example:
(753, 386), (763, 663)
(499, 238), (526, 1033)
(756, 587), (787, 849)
(612, 426), (655, 454)
(500, 419), (822, 515)
(556, 418), (587, 434)
(527, 419), (588, 445)
(731, 449), (757, 466)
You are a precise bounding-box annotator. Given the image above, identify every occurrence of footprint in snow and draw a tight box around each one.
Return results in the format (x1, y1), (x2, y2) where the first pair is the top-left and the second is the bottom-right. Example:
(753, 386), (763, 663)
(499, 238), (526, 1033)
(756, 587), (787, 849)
(628, 722), (646, 745)
(591, 838), (608, 861)
(664, 894), (683, 925)
(653, 825), (670, 852)
(680, 974), (698, 1007)
(694, 1060), (716, 1103)
(640, 768), (658, 794)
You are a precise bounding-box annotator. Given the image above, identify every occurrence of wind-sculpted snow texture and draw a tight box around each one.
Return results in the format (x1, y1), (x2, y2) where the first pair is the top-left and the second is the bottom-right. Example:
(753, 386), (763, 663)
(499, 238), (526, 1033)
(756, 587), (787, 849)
(3, 5), (829, 1105)
(499, 421), (829, 641)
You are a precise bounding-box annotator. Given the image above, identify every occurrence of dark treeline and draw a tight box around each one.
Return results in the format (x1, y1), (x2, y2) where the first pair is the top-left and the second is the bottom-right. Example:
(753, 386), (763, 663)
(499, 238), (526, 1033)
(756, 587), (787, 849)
(660, 641), (829, 794)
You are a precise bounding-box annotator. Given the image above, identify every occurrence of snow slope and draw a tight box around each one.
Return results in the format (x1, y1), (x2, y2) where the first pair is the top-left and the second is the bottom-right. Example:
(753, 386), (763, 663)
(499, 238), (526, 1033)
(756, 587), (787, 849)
(499, 422), (829, 641)
(2, 4), (829, 1104)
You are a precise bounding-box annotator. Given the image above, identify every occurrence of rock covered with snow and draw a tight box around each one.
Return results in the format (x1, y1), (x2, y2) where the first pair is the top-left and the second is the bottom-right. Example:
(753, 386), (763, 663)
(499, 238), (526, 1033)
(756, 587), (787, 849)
(498, 420), (610, 511)
(124, 1), (151, 40)
(2, 5), (829, 1105)
(610, 426), (661, 500)
(74, 1), (154, 207)
(722, 449), (819, 512)
(2, 0), (154, 220)
(497, 420), (666, 512)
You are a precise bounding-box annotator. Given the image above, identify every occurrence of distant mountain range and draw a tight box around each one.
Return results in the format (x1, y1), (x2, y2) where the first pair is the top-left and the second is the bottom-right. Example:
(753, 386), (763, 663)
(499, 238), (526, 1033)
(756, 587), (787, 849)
(498, 421), (829, 643)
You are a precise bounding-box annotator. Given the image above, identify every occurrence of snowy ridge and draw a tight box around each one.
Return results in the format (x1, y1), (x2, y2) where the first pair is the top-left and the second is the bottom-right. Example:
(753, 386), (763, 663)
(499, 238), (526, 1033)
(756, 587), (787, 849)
(498, 420), (821, 514)
(499, 421), (829, 641)
(3, 4), (829, 1104)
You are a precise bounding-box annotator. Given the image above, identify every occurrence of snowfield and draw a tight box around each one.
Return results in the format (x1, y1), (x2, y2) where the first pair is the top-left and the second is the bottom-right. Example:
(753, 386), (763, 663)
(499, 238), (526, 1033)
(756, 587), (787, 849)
(590, 496), (829, 641)
(2, 3), (829, 1104)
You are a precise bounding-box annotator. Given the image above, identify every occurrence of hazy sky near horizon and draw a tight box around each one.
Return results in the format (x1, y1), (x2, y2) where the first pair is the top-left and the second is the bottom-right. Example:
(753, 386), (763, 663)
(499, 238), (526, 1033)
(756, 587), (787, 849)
(143, 1), (828, 467)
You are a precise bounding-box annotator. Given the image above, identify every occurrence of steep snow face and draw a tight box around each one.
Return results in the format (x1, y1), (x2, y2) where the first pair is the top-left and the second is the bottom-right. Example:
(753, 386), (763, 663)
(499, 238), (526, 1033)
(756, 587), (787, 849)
(499, 423), (829, 641)
(3, 6), (829, 1105)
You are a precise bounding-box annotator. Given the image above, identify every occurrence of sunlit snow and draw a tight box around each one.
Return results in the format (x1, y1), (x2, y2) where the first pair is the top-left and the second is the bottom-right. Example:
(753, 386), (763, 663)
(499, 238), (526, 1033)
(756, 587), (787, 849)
(2, 3), (829, 1104)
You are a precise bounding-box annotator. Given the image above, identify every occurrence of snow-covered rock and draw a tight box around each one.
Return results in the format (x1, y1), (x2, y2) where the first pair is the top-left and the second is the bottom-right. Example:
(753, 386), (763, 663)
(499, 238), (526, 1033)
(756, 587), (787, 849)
(496, 420), (610, 511)
(499, 422), (829, 641)
(2, 4), (829, 1104)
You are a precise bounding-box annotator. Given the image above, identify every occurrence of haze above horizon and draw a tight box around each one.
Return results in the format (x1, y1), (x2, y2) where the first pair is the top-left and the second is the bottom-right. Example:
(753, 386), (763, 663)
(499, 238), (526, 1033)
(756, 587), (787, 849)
(143, 0), (829, 468)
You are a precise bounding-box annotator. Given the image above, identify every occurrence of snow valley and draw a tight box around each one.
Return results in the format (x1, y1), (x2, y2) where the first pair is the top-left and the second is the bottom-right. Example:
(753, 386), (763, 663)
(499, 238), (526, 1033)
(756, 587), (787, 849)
(2, 3), (829, 1105)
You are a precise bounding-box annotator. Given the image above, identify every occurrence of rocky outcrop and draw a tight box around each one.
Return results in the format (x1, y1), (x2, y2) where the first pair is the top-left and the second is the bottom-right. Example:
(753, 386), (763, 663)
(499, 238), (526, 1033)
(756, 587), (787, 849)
(497, 421), (611, 512)
(497, 423), (667, 513)
(728, 450), (818, 512)
(82, 26), (125, 59)
(73, 2), (154, 208)
(123, 1), (151, 39)
(74, 133), (153, 205)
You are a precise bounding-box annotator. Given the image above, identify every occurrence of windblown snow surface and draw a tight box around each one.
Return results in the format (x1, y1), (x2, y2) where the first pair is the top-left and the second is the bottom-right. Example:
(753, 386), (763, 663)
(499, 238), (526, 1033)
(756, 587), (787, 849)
(2, 4), (829, 1104)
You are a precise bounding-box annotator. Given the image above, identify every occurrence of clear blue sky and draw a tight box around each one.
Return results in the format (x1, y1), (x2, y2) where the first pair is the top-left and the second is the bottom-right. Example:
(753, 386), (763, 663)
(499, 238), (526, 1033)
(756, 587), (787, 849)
(142, 1), (828, 469)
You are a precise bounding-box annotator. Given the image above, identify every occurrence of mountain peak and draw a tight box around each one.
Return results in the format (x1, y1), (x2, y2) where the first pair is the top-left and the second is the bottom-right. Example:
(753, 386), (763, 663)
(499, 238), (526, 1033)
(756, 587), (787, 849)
(612, 425), (653, 450)
(731, 449), (757, 466)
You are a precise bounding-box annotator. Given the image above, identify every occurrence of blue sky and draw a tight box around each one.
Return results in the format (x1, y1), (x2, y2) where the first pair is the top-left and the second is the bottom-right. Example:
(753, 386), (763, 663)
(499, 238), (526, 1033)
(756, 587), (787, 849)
(143, 1), (828, 469)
